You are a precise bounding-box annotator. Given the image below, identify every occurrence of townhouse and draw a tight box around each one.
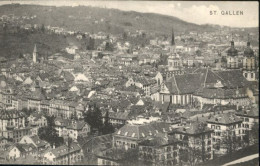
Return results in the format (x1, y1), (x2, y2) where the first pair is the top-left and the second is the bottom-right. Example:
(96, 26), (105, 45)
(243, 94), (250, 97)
(43, 142), (83, 165)
(170, 121), (213, 162)
(138, 134), (180, 166)
(206, 112), (244, 154)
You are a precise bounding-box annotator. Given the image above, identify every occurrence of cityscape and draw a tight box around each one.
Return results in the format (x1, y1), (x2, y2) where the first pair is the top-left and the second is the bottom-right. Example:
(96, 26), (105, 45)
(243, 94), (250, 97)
(0, 1), (259, 165)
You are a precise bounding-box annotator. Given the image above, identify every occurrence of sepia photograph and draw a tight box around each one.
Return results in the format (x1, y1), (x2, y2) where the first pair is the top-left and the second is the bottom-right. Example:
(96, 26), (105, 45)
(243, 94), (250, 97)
(0, 0), (259, 165)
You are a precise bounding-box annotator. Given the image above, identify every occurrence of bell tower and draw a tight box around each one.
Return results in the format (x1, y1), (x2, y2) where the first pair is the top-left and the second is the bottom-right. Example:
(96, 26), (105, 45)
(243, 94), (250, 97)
(33, 44), (38, 63)
(243, 34), (256, 81)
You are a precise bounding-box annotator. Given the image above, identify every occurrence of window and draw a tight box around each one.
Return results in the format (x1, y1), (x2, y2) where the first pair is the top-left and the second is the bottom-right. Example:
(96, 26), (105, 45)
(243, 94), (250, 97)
(211, 125), (215, 129)
(251, 73), (254, 78)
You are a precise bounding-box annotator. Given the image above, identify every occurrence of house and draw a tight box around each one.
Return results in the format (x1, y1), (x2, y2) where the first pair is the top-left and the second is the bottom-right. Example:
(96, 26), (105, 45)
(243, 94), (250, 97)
(66, 46), (79, 55)
(43, 142), (83, 165)
(96, 148), (127, 166)
(8, 143), (37, 159)
(138, 134), (179, 166)
(54, 117), (90, 140)
(169, 121), (214, 163)
(66, 120), (91, 140)
(125, 77), (157, 96)
(236, 107), (259, 144)
(206, 112), (244, 154)
(19, 135), (50, 152)
(102, 111), (129, 127)
(78, 134), (113, 161)
(28, 112), (47, 128)
(113, 122), (172, 150)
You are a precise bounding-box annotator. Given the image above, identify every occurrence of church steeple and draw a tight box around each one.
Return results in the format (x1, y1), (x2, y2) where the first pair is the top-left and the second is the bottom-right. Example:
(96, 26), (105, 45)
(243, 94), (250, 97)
(171, 28), (175, 46)
(33, 44), (38, 63)
(247, 33), (250, 47)
(231, 33), (234, 48)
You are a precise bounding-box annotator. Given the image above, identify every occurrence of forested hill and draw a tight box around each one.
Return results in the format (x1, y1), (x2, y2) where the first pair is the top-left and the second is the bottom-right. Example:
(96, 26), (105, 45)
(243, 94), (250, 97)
(0, 4), (218, 35)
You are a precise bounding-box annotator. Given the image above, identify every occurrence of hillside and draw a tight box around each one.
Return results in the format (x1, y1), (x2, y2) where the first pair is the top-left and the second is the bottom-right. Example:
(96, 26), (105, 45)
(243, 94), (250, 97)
(0, 4), (217, 35)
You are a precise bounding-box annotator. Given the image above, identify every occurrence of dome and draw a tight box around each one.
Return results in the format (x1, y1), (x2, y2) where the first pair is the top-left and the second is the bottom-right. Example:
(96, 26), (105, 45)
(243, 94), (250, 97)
(227, 41), (238, 56)
(244, 42), (254, 57)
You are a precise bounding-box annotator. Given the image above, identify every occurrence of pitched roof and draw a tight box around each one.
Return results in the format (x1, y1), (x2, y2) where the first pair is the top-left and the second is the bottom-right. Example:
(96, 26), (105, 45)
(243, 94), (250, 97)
(139, 134), (178, 147)
(171, 121), (213, 135)
(236, 107), (259, 118)
(29, 135), (49, 148)
(207, 113), (242, 125)
(48, 142), (81, 158)
(66, 120), (89, 130)
(114, 122), (172, 140)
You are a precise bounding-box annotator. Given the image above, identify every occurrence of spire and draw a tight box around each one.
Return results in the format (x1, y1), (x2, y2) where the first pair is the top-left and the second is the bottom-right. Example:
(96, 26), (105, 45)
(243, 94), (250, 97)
(231, 33), (234, 48)
(33, 44), (37, 53)
(171, 28), (175, 46)
(247, 33), (250, 47)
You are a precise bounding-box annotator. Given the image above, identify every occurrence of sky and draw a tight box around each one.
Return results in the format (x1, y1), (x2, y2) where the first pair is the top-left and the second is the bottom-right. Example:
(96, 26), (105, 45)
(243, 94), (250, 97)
(0, 0), (258, 27)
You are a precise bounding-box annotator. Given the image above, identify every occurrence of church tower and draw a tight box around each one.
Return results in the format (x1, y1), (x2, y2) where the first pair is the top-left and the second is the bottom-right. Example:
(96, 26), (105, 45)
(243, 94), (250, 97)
(243, 34), (256, 81)
(170, 28), (176, 53)
(226, 33), (239, 69)
(168, 28), (181, 71)
(33, 44), (38, 63)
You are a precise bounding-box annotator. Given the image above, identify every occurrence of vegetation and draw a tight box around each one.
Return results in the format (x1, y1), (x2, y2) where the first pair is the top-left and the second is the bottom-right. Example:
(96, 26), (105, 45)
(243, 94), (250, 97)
(83, 103), (115, 135)
(38, 115), (64, 147)
(101, 110), (115, 135)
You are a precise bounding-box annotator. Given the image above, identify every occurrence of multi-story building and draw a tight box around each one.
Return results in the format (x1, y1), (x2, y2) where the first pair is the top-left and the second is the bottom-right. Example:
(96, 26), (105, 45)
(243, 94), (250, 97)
(0, 109), (32, 143)
(0, 85), (16, 109)
(43, 142), (83, 165)
(125, 77), (157, 96)
(138, 134), (179, 166)
(54, 118), (91, 140)
(170, 121), (213, 163)
(207, 112), (243, 154)
(113, 122), (172, 150)
(236, 107), (259, 144)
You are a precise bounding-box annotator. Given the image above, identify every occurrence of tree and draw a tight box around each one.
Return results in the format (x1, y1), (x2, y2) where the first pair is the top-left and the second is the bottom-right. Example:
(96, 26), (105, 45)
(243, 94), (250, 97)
(249, 122), (259, 144)
(221, 128), (241, 154)
(87, 37), (95, 50)
(123, 32), (127, 40)
(196, 50), (202, 56)
(83, 103), (103, 133)
(101, 110), (115, 135)
(38, 115), (64, 147)
(121, 148), (139, 166)
(41, 24), (45, 33)
(105, 42), (113, 51)
(179, 145), (202, 166)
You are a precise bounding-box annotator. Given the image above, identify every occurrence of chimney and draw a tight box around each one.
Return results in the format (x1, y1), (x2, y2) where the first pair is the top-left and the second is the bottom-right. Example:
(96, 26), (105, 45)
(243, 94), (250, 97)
(53, 144), (55, 149)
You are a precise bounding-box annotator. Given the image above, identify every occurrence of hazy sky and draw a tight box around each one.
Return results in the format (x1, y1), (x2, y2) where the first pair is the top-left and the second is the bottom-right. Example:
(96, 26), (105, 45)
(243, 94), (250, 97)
(0, 0), (258, 27)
